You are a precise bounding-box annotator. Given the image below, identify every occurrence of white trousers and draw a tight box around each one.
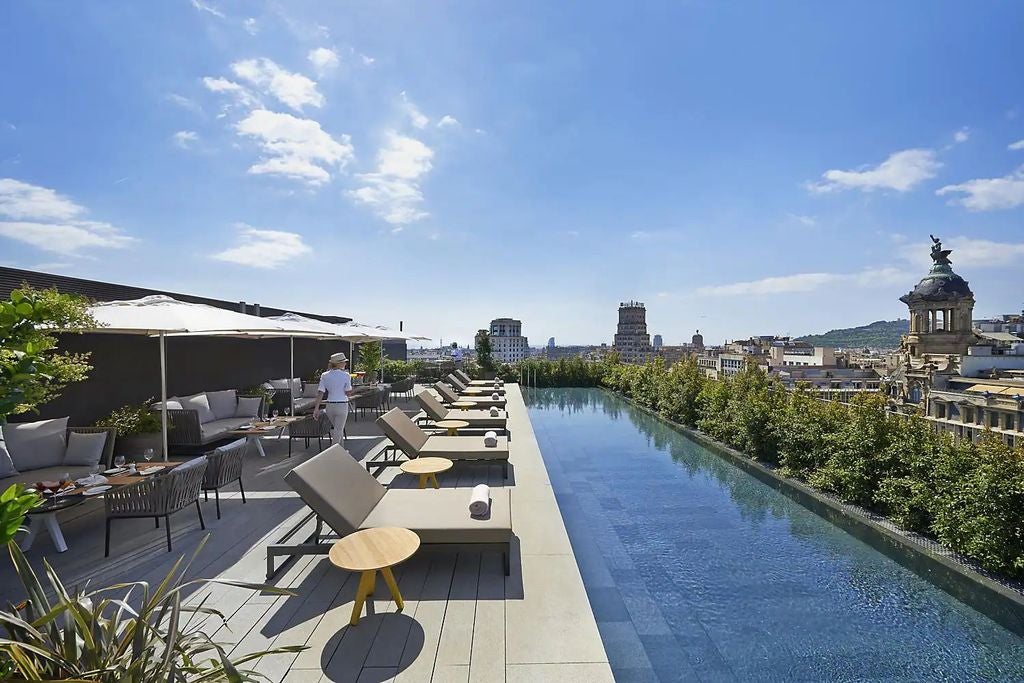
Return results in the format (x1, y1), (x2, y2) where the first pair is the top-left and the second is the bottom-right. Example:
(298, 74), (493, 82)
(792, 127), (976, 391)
(324, 402), (350, 446)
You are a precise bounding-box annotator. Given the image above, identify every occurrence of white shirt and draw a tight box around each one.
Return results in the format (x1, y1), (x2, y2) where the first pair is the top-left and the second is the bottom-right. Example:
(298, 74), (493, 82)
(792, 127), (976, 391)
(317, 369), (352, 401)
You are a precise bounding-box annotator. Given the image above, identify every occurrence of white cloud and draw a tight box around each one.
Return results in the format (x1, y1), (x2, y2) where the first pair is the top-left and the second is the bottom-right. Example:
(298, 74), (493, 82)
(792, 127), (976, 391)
(359, 54), (375, 66)
(173, 130), (198, 148)
(190, 0), (224, 18)
(30, 262), (70, 272)
(235, 109), (354, 186)
(936, 166), (1024, 211)
(787, 213), (817, 226)
(202, 76), (259, 110)
(437, 115), (460, 129)
(243, 17), (258, 35)
(900, 236), (1024, 269)
(307, 47), (339, 76)
(807, 148), (941, 193)
(694, 267), (904, 297)
(630, 230), (651, 240)
(349, 131), (434, 225)
(231, 58), (323, 111)
(1008, 139), (1024, 151)
(166, 93), (202, 114)
(400, 91), (429, 129)
(0, 179), (135, 255)
(212, 223), (312, 269)
(954, 128), (970, 144)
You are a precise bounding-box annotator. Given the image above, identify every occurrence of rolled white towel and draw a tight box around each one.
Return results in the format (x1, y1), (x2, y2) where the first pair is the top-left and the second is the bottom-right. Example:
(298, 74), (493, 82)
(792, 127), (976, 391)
(491, 392), (500, 400)
(469, 484), (490, 516)
(489, 406), (500, 417)
(484, 430), (498, 447)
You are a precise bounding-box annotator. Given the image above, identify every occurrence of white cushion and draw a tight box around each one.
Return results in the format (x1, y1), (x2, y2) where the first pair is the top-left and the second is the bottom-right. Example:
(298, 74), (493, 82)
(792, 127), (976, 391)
(2, 417), (69, 472)
(206, 389), (238, 420)
(268, 379), (291, 390)
(153, 399), (184, 411)
(302, 382), (321, 398)
(63, 431), (108, 467)
(235, 396), (262, 418)
(0, 439), (17, 478)
(215, 438), (247, 453)
(181, 393), (216, 424)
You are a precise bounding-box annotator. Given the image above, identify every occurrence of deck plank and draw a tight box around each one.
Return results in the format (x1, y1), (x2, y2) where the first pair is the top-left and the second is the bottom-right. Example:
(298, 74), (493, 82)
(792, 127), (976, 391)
(434, 551), (481, 667)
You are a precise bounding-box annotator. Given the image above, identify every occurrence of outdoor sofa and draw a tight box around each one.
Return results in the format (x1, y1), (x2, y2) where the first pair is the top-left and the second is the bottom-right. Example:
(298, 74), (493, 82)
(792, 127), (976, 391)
(266, 377), (319, 415)
(1, 417), (116, 486)
(434, 382), (507, 410)
(266, 445), (513, 578)
(153, 389), (263, 452)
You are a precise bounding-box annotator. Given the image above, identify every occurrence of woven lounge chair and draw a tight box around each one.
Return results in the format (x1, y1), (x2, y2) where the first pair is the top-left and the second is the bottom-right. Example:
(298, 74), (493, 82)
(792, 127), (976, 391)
(202, 441), (246, 519)
(372, 407), (509, 477)
(415, 391), (509, 435)
(433, 382), (507, 410)
(266, 445), (513, 578)
(447, 374), (506, 396)
(104, 457), (208, 556)
(287, 413), (334, 456)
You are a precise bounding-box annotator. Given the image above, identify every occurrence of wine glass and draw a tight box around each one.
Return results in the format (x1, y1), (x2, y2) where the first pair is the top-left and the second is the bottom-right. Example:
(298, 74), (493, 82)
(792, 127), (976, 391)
(114, 455), (126, 469)
(143, 448), (155, 464)
(272, 409), (280, 420)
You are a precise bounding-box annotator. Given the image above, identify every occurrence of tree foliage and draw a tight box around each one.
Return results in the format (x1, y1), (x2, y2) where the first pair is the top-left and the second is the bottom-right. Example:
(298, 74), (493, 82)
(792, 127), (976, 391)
(474, 330), (496, 372)
(0, 286), (96, 421)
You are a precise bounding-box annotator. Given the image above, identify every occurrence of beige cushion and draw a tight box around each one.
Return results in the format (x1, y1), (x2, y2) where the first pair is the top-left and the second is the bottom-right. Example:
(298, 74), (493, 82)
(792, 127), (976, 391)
(181, 393), (215, 424)
(447, 374), (468, 391)
(419, 435), (509, 461)
(284, 445), (385, 535)
(415, 391), (450, 421)
(206, 389), (238, 420)
(200, 418), (249, 442)
(377, 408), (429, 455)
(447, 411), (508, 428)
(361, 488), (513, 545)
(302, 382), (321, 398)
(2, 417), (69, 471)
(235, 396), (262, 418)
(63, 431), (108, 467)
(5, 464), (96, 487)
(434, 383), (460, 404)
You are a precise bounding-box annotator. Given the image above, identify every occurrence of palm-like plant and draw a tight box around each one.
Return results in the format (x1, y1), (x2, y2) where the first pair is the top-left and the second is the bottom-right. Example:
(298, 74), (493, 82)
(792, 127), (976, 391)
(0, 528), (304, 681)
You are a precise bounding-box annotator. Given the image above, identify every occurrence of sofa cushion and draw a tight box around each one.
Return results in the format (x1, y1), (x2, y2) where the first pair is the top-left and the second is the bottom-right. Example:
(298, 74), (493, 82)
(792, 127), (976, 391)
(200, 418), (249, 443)
(2, 417), (69, 472)
(6, 464), (96, 488)
(63, 431), (108, 467)
(180, 393), (216, 424)
(0, 439), (17, 479)
(153, 399), (184, 411)
(302, 382), (321, 398)
(235, 396), (262, 418)
(206, 389), (238, 420)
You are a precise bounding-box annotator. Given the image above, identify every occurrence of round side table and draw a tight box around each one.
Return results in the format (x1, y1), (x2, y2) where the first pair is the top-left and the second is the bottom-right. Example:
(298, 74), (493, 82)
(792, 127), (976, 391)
(329, 527), (420, 626)
(400, 456), (454, 489)
(434, 419), (470, 436)
(451, 400), (477, 412)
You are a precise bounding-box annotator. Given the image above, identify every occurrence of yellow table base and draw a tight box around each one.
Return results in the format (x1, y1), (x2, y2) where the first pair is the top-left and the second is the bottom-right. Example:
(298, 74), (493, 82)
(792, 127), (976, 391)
(350, 566), (404, 626)
(417, 473), (440, 489)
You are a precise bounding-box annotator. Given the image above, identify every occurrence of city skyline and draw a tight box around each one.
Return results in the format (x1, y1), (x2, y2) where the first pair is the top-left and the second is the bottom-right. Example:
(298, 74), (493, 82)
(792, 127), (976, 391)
(2, 2), (1024, 345)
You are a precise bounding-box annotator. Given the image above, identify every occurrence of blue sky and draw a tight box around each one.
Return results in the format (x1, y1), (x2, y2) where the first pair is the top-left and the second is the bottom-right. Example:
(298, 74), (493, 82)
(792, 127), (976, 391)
(2, 1), (1023, 346)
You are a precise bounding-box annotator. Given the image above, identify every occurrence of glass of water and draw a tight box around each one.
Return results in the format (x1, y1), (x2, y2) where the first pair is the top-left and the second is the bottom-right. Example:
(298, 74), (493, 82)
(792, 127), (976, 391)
(114, 455), (126, 469)
(143, 448), (155, 464)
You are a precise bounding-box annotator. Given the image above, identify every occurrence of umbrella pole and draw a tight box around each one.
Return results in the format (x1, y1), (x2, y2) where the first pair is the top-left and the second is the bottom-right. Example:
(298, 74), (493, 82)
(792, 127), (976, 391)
(290, 336), (295, 416)
(160, 331), (169, 462)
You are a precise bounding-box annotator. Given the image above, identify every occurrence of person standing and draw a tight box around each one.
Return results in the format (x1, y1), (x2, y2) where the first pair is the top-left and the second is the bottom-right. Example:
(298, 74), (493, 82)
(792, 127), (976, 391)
(313, 352), (355, 446)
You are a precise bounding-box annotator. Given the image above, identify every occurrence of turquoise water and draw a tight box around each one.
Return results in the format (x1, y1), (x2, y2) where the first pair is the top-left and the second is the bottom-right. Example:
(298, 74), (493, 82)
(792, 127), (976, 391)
(527, 388), (1024, 682)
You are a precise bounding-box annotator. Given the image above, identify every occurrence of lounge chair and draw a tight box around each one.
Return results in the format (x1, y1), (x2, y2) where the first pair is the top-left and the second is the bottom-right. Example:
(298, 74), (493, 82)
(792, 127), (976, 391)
(434, 382), (507, 410)
(371, 407), (510, 477)
(267, 445), (513, 578)
(415, 391), (509, 435)
(454, 369), (502, 387)
(447, 373), (506, 396)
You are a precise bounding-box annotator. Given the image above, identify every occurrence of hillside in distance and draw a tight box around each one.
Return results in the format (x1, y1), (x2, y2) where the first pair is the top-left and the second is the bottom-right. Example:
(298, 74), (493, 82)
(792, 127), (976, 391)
(796, 319), (909, 350)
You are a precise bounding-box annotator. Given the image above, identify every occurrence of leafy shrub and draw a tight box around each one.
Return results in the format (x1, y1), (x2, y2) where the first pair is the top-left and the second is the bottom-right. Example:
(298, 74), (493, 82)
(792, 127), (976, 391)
(96, 400), (162, 436)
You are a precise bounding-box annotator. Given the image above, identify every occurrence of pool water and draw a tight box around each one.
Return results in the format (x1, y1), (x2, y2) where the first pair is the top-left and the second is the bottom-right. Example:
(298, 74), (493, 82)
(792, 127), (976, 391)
(527, 388), (1024, 682)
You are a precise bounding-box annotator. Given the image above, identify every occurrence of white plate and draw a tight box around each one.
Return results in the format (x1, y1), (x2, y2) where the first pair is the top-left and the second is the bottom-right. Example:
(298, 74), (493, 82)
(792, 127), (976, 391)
(76, 475), (108, 486)
(103, 467), (126, 475)
(83, 486), (111, 496)
(140, 466), (165, 476)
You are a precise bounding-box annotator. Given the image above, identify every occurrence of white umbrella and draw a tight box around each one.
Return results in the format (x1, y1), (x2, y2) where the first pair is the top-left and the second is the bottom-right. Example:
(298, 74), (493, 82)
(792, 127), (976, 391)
(335, 322), (432, 382)
(85, 296), (324, 460)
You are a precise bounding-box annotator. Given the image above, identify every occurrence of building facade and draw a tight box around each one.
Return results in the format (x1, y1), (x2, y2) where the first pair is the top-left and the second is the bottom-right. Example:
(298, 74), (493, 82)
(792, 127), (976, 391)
(486, 318), (529, 363)
(613, 301), (652, 363)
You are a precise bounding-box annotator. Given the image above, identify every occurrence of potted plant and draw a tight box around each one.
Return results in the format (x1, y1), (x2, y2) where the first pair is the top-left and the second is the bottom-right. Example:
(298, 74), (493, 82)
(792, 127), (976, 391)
(357, 341), (383, 384)
(96, 400), (163, 457)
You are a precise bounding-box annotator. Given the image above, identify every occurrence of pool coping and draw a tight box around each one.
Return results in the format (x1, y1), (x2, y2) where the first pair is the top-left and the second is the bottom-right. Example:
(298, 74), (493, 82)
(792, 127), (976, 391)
(608, 389), (1024, 637)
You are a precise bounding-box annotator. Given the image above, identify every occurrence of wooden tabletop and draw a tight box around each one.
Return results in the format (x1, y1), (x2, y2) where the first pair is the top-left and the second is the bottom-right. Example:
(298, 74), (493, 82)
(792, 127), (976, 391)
(400, 456), (454, 477)
(461, 388), (485, 395)
(60, 462), (186, 496)
(451, 400), (477, 410)
(329, 527), (420, 572)
(434, 419), (470, 430)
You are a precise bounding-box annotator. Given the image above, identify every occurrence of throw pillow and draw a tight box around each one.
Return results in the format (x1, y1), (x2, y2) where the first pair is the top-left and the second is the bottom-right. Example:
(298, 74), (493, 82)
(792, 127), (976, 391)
(206, 389), (238, 421)
(180, 393), (216, 424)
(3, 417), (69, 472)
(235, 396), (262, 418)
(152, 399), (183, 411)
(63, 431), (108, 467)
(302, 381), (321, 398)
(0, 439), (17, 479)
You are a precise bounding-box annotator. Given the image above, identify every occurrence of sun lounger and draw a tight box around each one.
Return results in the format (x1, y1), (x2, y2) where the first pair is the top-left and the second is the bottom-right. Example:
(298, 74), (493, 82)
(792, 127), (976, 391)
(267, 445), (513, 578)
(447, 373), (506, 395)
(415, 391), (509, 434)
(372, 407), (510, 477)
(434, 382), (507, 409)
(454, 369), (502, 387)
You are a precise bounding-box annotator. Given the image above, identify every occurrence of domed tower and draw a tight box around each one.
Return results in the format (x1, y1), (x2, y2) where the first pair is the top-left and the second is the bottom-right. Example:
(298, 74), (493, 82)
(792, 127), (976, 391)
(899, 236), (975, 359)
(691, 329), (704, 351)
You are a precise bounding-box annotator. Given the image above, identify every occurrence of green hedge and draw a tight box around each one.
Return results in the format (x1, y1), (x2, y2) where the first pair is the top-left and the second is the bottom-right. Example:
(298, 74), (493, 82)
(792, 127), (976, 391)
(498, 357), (611, 387)
(599, 357), (1024, 579)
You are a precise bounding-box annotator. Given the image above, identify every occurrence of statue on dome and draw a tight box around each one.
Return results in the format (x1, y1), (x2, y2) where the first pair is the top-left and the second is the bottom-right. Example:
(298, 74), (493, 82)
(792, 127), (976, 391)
(930, 235), (953, 266)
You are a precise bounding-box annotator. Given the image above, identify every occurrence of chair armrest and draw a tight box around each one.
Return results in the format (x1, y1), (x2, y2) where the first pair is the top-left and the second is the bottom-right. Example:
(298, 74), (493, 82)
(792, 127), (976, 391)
(157, 409), (201, 447)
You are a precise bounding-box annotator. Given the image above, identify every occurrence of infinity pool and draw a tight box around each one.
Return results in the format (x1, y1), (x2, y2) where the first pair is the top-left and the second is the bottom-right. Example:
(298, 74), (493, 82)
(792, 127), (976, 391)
(527, 388), (1024, 682)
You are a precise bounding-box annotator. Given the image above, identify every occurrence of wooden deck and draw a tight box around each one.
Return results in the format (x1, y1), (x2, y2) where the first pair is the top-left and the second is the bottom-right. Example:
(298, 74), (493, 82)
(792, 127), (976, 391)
(2, 384), (611, 682)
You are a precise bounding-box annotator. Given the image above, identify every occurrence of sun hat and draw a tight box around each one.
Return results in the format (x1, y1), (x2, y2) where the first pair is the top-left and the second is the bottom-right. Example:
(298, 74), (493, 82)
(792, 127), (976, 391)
(329, 352), (348, 364)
